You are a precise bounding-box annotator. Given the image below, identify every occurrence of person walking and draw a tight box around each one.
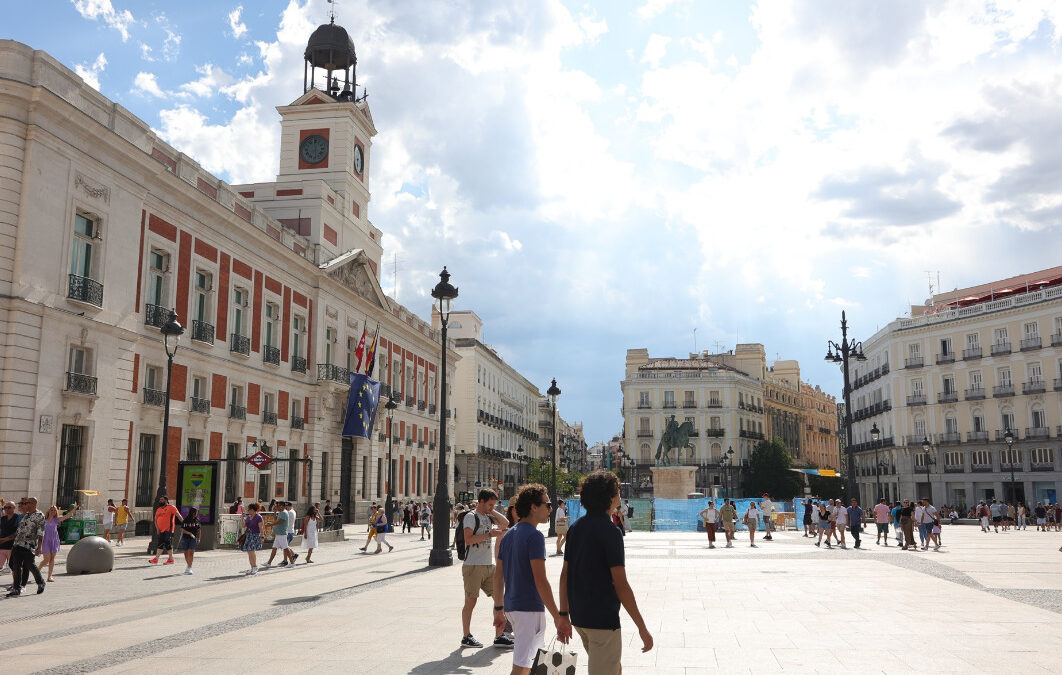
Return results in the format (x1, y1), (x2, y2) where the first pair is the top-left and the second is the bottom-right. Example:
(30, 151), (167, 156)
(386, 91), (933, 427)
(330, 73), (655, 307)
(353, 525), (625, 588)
(760, 493), (775, 541)
(891, 501), (904, 546)
(899, 500), (917, 551)
(834, 499), (849, 549)
(625, 499), (634, 533)
(847, 498), (864, 549)
(1017, 503), (1027, 530)
(720, 498), (737, 548)
(492, 483), (570, 675)
(918, 499), (939, 551)
(802, 499), (813, 537)
(559, 470), (652, 674)
(611, 504), (626, 537)
(40, 504), (76, 582)
(359, 505), (379, 552)
(179, 507), (200, 575)
(284, 502), (299, 563)
(1035, 502), (1047, 531)
(0, 501), (21, 585)
(815, 502), (832, 548)
(873, 498), (891, 546)
(745, 502), (761, 548)
(114, 499), (132, 547)
(554, 500), (569, 556)
(699, 500), (719, 549)
(419, 502), (433, 541)
(102, 499), (116, 542)
(373, 506), (393, 553)
(240, 503), (263, 574)
(459, 488), (510, 649)
(150, 496), (182, 565)
(7, 497), (46, 596)
(262, 502), (293, 569)
(302, 505), (322, 563)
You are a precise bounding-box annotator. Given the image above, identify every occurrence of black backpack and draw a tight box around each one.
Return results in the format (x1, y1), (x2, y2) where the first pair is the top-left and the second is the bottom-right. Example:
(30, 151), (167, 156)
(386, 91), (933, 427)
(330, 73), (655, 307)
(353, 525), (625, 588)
(455, 512), (482, 561)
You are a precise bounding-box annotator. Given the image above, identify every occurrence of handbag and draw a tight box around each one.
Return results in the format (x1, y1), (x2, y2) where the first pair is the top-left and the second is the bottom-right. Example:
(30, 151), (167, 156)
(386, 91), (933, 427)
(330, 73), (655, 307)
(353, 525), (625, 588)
(531, 636), (578, 675)
(236, 532), (246, 547)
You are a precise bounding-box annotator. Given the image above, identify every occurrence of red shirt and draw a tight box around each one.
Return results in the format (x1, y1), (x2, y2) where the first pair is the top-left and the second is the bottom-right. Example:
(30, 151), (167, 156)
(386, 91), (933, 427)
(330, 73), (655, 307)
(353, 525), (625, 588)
(155, 504), (181, 533)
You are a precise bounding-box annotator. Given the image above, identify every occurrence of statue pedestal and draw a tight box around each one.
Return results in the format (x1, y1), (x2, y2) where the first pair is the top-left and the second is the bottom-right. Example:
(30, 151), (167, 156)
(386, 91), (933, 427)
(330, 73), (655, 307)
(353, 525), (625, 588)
(650, 466), (698, 499)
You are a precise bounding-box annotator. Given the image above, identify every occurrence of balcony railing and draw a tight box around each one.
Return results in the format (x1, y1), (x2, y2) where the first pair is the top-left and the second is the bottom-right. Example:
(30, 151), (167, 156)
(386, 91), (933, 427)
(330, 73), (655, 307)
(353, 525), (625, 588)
(229, 404), (246, 420)
(964, 386), (985, 400)
(68, 274), (103, 307)
(143, 388), (165, 407)
(662, 402), (677, 408)
(938, 432), (961, 444)
(904, 434), (928, 446)
(317, 363), (348, 383)
(291, 416), (304, 430)
(995, 430), (1017, 441)
(904, 356), (924, 368)
(935, 353), (955, 364)
(906, 394), (927, 406)
(263, 411), (277, 426)
(406, 396), (414, 407)
(937, 392), (958, 404)
(263, 345), (280, 366)
(1032, 462), (1055, 472)
(429, 403), (437, 415)
(190, 396), (210, 414)
(1052, 332), (1062, 347)
(966, 431), (988, 442)
(682, 401), (696, 408)
(636, 430), (653, 438)
(1000, 462), (1023, 472)
(962, 347), (982, 360)
(1022, 379), (1046, 394)
(705, 428), (725, 437)
(65, 371), (97, 395)
(230, 333), (250, 356)
(943, 465), (965, 473)
(636, 402), (651, 409)
(1055, 378), (1062, 391)
(992, 384), (1014, 397)
(707, 401), (723, 408)
(418, 400), (426, 411)
(990, 342), (1011, 356)
(291, 356), (307, 374)
(1020, 336), (1042, 351)
(971, 463), (993, 472)
(145, 303), (166, 328)
(1026, 426), (1050, 440)
(191, 319), (214, 344)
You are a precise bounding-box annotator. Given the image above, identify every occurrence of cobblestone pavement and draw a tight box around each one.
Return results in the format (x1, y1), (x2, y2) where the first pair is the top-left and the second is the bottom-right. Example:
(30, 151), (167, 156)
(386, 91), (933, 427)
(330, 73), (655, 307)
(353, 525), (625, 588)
(1, 524), (1060, 673)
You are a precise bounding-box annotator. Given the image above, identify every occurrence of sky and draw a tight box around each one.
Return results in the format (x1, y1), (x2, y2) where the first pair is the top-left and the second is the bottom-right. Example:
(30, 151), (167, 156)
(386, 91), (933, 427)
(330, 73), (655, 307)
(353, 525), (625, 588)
(6, 0), (1062, 443)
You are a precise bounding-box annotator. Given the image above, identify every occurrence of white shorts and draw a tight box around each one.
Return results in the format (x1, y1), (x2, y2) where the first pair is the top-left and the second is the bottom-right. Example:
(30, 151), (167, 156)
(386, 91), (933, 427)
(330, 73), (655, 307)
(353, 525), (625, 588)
(272, 536), (289, 550)
(506, 610), (547, 668)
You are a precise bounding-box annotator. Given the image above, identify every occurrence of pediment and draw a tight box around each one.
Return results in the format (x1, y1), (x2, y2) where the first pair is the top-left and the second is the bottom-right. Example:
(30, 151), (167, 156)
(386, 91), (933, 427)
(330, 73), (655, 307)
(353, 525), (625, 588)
(320, 249), (390, 309)
(289, 88), (336, 106)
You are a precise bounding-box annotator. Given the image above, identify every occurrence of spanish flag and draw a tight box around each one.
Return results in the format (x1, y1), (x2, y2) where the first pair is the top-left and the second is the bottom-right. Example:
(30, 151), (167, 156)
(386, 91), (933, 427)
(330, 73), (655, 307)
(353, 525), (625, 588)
(364, 324), (379, 376)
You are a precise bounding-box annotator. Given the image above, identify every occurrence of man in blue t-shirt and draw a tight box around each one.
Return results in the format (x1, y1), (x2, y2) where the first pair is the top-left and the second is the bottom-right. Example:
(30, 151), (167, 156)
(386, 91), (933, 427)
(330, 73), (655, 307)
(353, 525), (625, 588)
(891, 501), (903, 547)
(560, 470), (653, 673)
(493, 483), (571, 674)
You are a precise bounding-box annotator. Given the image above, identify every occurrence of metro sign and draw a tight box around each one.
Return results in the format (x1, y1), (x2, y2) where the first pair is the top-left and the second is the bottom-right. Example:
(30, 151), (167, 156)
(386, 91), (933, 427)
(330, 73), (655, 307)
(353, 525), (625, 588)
(247, 450), (273, 470)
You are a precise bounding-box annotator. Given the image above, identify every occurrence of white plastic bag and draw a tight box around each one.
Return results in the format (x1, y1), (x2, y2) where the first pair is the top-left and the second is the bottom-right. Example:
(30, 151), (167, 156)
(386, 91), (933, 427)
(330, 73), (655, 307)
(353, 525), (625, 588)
(531, 637), (578, 675)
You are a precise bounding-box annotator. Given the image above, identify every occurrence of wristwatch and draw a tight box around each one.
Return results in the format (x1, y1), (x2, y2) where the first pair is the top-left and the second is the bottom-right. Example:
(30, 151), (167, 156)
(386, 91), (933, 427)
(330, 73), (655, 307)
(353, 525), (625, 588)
(494, 605), (504, 611)
(558, 611), (569, 616)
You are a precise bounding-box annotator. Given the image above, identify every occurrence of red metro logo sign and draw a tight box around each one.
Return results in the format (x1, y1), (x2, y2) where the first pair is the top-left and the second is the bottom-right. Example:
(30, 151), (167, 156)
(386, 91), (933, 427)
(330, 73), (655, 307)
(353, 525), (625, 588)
(246, 450), (273, 470)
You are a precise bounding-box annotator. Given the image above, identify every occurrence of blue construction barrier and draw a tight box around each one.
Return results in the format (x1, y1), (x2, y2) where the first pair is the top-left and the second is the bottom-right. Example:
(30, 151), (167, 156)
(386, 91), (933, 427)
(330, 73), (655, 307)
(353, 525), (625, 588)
(565, 497), (804, 532)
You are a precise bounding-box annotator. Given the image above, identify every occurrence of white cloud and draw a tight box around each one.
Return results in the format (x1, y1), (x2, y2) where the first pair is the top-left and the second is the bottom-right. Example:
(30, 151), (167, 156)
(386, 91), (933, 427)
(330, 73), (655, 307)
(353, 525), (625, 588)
(229, 6), (248, 39)
(179, 64), (235, 98)
(636, 0), (686, 21)
(139, 43), (154, 62)
(71, 0), (135, 41)
(133, 71), (166, 98)
(74, 52), (107, 90)
(642, 34), (670, 67)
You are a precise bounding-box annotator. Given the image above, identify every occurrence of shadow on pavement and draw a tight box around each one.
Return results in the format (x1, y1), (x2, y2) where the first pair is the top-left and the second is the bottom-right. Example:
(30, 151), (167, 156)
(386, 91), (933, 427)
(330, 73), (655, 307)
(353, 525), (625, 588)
(409, 646), (506, 674)
(273, 595), (322, 605)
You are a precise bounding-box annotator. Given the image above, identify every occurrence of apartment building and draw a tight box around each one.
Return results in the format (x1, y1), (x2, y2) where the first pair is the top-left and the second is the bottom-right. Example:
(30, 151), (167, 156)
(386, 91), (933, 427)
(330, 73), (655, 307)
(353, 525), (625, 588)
(801, 383), (839, 470)
(847, 267), (1062, 509)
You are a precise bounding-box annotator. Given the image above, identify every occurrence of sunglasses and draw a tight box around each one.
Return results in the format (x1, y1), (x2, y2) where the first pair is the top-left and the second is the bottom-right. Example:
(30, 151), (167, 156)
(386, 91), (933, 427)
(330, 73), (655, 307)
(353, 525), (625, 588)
(539, 502), (553, 509)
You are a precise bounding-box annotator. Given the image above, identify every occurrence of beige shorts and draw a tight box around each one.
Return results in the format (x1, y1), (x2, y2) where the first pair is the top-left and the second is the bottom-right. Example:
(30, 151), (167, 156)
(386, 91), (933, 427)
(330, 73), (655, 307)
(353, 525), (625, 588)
(462, 564), (494, 597)
(575, 626), (622, 675)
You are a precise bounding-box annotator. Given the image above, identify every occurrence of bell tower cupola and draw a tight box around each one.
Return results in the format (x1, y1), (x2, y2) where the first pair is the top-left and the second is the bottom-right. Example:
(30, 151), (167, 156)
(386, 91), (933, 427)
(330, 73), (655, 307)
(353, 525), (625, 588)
(303, 16), (359, 102)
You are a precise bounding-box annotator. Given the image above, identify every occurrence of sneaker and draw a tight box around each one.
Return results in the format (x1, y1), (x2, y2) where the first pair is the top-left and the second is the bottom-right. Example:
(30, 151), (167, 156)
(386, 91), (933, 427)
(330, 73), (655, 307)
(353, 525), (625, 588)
(242, 569), (254, 575)
(815, 542), (820, 547)
(184, 568), (194, 575)
(708, 543), (715, 549)
(148, 557), (159, 564)
(493, 635), (515, 648)
(461, 635), (484, 648)
(840, 544), (847, 549)
(750, 544), (757, 548)
(37, 583), (45, 594)
(260, 563), (271, 569)
(292, 553), (299, 561)
(249, 568), (258, 575)
(163, 559), (175, 565)
(825, 543), (832, 549)
(725, 542), (733, 548)
(278, 562), (288, 568)
(6, 588), (21, 597)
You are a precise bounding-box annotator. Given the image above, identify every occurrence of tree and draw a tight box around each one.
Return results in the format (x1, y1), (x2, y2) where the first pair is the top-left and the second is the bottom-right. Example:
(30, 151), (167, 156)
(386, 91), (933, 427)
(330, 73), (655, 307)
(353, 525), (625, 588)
(742, 439), (803, 499)
(525, 459), (583, 498)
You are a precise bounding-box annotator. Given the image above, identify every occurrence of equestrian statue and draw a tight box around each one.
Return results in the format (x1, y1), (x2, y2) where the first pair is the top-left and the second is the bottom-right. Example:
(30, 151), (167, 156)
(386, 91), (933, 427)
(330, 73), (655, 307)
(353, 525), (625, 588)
(654, 415), (695, 466)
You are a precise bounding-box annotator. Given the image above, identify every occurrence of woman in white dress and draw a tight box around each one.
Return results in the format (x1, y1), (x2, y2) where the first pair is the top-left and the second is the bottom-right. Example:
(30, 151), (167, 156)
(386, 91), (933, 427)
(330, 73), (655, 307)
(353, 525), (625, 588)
(302, 505), (322, 563)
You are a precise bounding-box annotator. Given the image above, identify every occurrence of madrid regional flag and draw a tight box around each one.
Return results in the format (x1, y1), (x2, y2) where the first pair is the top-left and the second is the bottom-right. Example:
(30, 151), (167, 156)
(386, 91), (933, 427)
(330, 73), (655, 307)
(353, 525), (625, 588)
(342, 372), (381, 439)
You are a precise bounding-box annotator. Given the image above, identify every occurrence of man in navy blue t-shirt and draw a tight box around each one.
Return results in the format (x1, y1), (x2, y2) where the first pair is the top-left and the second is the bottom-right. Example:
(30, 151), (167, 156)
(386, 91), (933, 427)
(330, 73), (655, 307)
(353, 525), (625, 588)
(560, 470), (653, 673)
(493, 483), (571, 674)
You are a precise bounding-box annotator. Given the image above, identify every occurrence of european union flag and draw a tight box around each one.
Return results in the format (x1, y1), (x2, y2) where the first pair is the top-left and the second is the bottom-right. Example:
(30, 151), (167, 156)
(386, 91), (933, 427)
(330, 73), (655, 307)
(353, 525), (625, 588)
(342, 372), (381, 439)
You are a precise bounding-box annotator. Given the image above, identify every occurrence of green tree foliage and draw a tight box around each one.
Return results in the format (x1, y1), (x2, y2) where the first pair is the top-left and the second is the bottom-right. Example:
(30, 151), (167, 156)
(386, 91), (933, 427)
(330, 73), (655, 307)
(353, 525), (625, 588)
(525, 459), (584, 498)
(807, 474), (844, 500)
(742, 439), (803, 499)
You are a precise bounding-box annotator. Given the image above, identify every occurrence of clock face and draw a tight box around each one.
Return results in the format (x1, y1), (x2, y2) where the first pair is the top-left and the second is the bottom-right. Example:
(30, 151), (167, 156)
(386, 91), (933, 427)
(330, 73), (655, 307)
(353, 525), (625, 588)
(353, 144), (364, 174)
(300, 134), (328, 165)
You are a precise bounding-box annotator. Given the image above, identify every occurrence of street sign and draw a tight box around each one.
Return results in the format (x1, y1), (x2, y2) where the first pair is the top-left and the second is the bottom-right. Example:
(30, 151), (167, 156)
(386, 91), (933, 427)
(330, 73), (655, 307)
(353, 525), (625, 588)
(247, 450), (273, 470)
(475, 481), (482, 487)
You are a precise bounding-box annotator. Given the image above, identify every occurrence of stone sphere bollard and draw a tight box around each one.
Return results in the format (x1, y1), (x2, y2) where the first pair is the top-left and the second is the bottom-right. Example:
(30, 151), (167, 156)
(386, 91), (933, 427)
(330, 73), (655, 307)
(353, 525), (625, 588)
(66, 535), (115, 574)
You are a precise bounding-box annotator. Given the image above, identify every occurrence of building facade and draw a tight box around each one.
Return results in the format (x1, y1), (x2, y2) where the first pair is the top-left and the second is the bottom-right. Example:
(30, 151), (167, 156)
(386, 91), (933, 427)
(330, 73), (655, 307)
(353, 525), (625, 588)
(800, 383), (839, 470)
(847, 268), (1062, 509)
(0, 29), (454, 521)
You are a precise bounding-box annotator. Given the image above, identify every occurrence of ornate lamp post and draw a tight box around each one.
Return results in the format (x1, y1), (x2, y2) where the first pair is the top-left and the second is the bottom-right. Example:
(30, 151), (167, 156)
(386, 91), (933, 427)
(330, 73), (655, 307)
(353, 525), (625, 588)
(825, 311), (868, 500)
(384, 395), (398, 525)
(1004, 428), (1017, 504)
(546, 378), (561, 537)
(149, 310), (185, 554)
(920, 436), (936, 502)
(870, 423), (882, 502)
(719, 446), (735, 499)
(429, 267), (458, 568)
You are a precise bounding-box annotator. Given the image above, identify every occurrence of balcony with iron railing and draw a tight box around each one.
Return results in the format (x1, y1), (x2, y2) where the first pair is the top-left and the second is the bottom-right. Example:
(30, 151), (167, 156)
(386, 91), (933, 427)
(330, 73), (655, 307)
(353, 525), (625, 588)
(145, 303), (166, 328)
(906, 393), (927, 406)
(995, 430), (1017, 441)
(938, 431), (961, 444)
(937, 391), (958, 404)
(636, 402), (651, 409)
(291, 415), (304, 430)
(636, 430), (653, 438)
(705, 428), (725, 437)
(191, 319), (215, 344)
(904, 434), (928, 446)
(406, 396), (414, 407)
(230, 333), (250, 356)
(943, 464), (965, 473)
(904, 356), (924, 369)
(68, 274), (103, 307)
(1053, 332), (1062, 347)
(263, 345), (280, 366)
(1032, 462), (1055, 471)
(263, 411), (277, 426)
(143, 388), (165, 407)
(1000, 462), (1023, 472)
(962, 347), (982, 360)
(964, 386), (985, 400)
(992, 384), (1015, 397)
(64, 371), (97, 395)
(966, 431), (989, 442)
(190, 396), (210, 414)
(682, 400), (697, 408)
(990, 342), (1011, 356)
(936, 352), (955, 364)
(1020, 336), (1042, 351)
(707, 401), (723, 408)
(418, 400), (426, 411)
(1055, 378), (1062, 391)
(291, 356), (307, 374)
(662, 401), (677, 408)
(971, 463), (993, 472)
(1026, 426), (1050, 440)
(317, 363), (348, 383)
(1022, 379), (1046, 395)
(230, 404), (246, 420)
(429, 403), (437, 415)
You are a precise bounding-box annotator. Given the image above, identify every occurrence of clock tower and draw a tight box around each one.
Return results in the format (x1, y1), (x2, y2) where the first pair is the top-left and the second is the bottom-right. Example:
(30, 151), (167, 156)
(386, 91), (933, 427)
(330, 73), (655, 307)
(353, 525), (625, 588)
(235, 17), (383, 276)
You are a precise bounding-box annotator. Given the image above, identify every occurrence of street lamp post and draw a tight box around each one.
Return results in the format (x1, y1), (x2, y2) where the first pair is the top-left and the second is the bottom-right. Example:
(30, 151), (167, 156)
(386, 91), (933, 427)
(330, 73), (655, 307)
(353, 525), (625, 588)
(546, 378), (561, 537)
(1004, 428), (1016, 504)
(870, 423), (882, 502)
(920, 436), (936, 502)
(384, 395), (398, 526)
(719, 446), (735, 499)
(429, 267), (458, 568)
(825, 311), (868, 501)
(148, 310), (185, 555)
